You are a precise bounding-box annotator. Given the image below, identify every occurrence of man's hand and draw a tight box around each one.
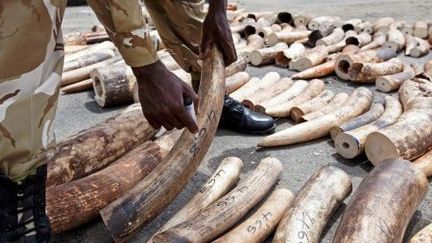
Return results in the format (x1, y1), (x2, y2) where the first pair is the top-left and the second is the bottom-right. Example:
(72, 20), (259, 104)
(133, 61), (199, 133)
(200, 0), (237, 66)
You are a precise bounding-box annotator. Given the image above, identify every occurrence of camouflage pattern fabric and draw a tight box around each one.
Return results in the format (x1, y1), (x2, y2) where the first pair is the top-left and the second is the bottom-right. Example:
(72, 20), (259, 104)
(0, 0), (204, 181)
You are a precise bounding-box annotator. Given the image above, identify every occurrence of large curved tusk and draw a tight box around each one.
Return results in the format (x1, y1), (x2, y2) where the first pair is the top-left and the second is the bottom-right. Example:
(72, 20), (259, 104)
(99, 47), (226, 242)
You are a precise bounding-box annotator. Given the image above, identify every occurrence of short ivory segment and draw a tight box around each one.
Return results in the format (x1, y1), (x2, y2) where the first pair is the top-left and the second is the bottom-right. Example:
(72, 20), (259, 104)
(213, 188), (294, 243)
(153, 157), (283, 243)
(335, 96), (402, 159)
(273, 166), (352, 243)
(149, 157), (244, 242)
(333, 159), (428, 243)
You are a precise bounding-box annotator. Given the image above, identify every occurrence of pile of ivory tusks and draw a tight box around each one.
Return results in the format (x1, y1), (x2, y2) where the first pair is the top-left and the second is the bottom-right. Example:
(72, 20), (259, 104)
(55, 5), (432, 242)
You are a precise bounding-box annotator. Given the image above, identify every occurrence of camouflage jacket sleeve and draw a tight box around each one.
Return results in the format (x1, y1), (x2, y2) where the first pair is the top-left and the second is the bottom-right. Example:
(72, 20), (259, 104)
(86, 0), (158, 67)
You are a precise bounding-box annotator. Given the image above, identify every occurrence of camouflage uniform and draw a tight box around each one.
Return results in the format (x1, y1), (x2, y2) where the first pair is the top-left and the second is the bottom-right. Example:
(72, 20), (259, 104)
(0, 0), (204, 181)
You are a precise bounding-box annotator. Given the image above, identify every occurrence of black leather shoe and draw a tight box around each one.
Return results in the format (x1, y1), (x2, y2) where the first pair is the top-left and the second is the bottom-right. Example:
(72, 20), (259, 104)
(219, 95), (275, 134)
(0, 165), (51, 243)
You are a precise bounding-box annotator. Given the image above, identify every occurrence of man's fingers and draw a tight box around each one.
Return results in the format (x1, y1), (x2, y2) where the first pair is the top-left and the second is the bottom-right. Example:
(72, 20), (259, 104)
(183, 83), (200, 114)
(147, 117), (161, 130)
(177, 110), (199, 134)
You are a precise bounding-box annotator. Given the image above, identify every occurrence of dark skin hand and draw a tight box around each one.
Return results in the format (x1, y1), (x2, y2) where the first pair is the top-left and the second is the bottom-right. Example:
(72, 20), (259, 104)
(133, 0), (237, 133)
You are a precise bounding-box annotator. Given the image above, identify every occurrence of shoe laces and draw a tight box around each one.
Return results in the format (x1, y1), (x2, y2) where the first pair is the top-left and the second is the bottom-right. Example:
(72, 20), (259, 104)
(224, 95), (244, 112)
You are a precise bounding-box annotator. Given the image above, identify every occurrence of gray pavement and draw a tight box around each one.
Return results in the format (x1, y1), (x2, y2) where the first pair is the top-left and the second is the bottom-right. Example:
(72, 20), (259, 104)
(55, 1), (432, 242)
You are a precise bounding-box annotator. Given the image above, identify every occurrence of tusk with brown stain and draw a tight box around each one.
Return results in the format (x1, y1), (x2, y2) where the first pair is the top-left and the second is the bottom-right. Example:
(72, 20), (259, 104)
(360, 31), (387, 50)
(354, 21), (373, 34)
(256, 80), (308, 114)
(243, 78), (294, 110)
(231, 72), (281, 102)
(148, 157), (244, 243)
(290, 90), (334, 123)
(47, 130), (181, 233)
(213, 188), (294, 243)
(300, 92), (349, 122)
(348, 58), (404, 83)
(414, 21), (429, 39)
(410, 223), (432, 243)
(225, 72), (251, 94)
(275, 43), (306, 67)
(47, 104), (156, 187)
(267, 30), (311, 46)
(292, 45), (359, 79)
(330, 102), (385, 140)
(289, 46), (329, 71)
(273, 166), (352, 243)
(335, 96), (402, 159)
(365, 98), (432, 165)
(384, 27), (406, 52)
(333, 159), (429, 243)
(250, 42), (288, 66)
(335, 47), (396, 80)
(376, 64), (416, 92)
(316, 27), (345, 46)
(265, 79), (325, 117)
(99, 47), (226, 242)
(258, 88), (373, 147)
(153, 157), (283, 243)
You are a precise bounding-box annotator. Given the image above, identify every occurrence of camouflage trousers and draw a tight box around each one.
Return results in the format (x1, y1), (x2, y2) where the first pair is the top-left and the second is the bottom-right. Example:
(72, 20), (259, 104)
(0, 0), (204, 181)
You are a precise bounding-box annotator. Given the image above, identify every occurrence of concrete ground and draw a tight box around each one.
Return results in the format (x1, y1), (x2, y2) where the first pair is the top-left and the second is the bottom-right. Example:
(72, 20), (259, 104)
(55, 1), (432, 242)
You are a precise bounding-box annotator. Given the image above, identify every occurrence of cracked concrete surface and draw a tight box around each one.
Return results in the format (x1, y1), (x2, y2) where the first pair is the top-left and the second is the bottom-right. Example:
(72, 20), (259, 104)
(54, 1), (432, 242)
